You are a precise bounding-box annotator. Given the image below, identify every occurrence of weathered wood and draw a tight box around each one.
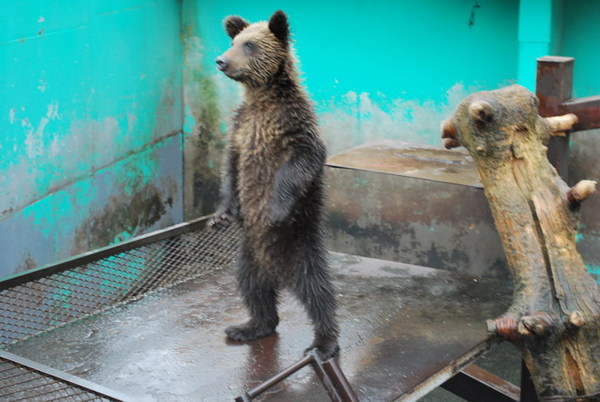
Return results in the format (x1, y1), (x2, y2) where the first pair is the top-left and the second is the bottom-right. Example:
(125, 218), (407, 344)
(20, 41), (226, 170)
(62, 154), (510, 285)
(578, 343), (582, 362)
(442, 85), (600, 401)
(545, 114), (578, 136)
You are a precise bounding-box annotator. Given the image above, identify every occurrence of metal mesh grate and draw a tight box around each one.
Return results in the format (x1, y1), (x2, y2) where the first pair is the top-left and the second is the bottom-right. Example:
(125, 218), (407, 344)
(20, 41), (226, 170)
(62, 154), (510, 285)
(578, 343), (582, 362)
(0, 356), (114, 401)
(0, 222), (241, 347)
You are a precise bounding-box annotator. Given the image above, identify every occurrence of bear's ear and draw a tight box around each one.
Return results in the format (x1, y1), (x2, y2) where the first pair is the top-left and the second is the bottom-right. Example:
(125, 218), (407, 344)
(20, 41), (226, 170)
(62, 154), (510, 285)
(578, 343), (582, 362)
(268, 10), (289, 45)
(224, 16), (249, 39)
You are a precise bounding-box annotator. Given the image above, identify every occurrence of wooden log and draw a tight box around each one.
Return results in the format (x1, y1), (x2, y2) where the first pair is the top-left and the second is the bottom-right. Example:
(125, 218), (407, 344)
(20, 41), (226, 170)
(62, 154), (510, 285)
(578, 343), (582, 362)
(442, 85), (600, 401)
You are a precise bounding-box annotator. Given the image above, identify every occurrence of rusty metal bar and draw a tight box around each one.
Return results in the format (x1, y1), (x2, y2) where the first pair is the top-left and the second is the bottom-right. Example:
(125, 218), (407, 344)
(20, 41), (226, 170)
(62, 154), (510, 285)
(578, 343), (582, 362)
(535, 56), (600, 182)
(310, 349), (359, 402)
(441, 363), (520, 402)
(536, 56), (574, 179)
(562, 95), (600, 131)
(235, 353), (313, 401)
(235, 349), (358, 402)
(321, 358), (359, 402)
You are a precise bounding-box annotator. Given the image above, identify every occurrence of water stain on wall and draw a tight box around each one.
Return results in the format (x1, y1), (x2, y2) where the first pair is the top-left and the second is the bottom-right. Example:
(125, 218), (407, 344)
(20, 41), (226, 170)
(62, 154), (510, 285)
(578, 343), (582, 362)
(318, 83), (495, 154)
(73, 182), (174, 254)
(325, 167), (509, 278)
(16, 254), (37, 274)
(181, 21), (233, 220)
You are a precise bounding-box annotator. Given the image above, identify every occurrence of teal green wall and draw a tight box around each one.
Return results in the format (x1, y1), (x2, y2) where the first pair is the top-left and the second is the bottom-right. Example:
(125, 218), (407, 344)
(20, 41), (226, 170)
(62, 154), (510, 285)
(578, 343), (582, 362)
(517, 0), (562, 90)
(0, 1), (183, 277)
(187, 0), (519, 154)
(183, 0), (600, 281)
(2, 1), (600, 279)
(561, 0), (600, 97)
(182, 0), (521, 218)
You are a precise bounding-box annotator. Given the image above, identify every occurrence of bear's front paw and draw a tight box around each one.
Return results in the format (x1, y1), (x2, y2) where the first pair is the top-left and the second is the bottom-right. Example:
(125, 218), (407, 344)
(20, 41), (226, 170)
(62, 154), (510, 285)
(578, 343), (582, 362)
(209, 212), (234, 228)
(225, 323), (276, 341)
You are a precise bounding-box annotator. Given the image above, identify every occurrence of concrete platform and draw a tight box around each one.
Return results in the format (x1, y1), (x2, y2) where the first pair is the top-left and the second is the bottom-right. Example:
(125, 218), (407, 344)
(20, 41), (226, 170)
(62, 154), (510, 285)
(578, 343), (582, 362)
(325, 141), (508, 279)
(5, 252), (512, 401)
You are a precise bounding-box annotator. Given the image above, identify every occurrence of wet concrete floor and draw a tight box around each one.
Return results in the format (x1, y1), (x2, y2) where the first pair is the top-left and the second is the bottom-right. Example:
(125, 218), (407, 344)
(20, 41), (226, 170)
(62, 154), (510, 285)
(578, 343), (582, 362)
(7, 253), (513, 401)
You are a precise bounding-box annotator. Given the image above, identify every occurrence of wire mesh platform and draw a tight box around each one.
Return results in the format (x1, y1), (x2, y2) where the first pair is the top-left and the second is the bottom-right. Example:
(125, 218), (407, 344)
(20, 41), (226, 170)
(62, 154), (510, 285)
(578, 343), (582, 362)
(0, 216), (513, 401)
(0, 349), (127, 401)
(0, 218), (241, 347)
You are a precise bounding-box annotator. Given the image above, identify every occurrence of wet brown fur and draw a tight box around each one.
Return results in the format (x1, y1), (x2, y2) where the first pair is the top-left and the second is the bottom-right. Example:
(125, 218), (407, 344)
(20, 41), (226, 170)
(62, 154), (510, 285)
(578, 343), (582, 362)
(211, 11), (339, 359)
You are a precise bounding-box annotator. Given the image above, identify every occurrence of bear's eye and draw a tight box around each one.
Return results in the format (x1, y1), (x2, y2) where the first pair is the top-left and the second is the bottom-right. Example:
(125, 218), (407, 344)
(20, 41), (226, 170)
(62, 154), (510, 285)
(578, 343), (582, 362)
(244, 42), (255, 51)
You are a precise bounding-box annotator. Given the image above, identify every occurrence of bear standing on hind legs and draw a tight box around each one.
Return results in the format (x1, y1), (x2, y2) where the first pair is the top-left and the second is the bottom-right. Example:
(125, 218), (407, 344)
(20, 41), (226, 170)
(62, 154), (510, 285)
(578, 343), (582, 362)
(209, 10), (340, 359)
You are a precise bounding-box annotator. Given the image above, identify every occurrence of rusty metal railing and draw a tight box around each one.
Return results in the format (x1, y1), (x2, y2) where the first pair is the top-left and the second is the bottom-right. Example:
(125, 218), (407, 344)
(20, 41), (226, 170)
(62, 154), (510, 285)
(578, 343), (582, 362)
(235, 348), (358, 402)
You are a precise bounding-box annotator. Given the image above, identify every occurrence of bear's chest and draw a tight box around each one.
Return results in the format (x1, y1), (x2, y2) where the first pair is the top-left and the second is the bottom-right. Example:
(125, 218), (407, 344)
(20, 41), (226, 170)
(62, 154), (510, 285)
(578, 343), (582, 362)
(233, 113), (290, 217)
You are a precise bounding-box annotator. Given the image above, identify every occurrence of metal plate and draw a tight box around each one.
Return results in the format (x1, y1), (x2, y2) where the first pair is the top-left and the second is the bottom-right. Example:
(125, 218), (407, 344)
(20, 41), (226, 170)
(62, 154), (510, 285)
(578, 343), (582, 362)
(3, 233), (513, 401)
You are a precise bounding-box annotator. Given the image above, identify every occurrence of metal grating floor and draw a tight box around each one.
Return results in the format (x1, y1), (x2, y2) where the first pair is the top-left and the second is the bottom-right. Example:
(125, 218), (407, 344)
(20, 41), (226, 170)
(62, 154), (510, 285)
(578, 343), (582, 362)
(0, 218), (241, 401)
(0, 219), (241, 347)
(0, 353), (115, 402)
(0, 217), (515, 401)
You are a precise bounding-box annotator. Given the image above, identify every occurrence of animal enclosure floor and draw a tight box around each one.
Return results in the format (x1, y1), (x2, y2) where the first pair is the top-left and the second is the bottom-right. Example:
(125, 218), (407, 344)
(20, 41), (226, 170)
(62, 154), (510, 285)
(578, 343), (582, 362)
(5, 253), (512, 401)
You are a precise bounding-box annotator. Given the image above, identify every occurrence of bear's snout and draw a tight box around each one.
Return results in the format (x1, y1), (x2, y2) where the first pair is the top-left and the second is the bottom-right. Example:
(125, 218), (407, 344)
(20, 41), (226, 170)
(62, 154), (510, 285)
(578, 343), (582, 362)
(216, 56), (228, 71)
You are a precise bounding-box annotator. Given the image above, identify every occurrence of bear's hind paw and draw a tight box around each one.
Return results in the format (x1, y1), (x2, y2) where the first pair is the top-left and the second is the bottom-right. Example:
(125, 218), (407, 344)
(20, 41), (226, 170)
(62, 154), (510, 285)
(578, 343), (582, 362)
(305, 340), (340, 361)
(225, 323), (276, 341)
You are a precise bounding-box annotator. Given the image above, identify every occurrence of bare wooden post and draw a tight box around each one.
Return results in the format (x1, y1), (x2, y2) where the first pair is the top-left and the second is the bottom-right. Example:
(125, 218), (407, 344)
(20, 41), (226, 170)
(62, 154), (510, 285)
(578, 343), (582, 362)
(441, 85), (600, 401)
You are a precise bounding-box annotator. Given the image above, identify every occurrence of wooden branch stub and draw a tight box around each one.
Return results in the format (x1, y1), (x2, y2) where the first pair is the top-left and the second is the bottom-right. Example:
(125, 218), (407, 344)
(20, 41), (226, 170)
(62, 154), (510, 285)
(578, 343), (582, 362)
(469, 100), (493, 129)
(567, 311), (585, 328)
(545, 113), (579, 136)
(441, 119), (461, 149)
(567, 180), (597, 206)
(520, 313), (556, 338)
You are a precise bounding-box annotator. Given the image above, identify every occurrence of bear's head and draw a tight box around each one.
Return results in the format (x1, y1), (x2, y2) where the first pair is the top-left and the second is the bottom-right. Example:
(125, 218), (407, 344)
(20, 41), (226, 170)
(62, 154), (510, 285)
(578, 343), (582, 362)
(216, 10), (291, 86)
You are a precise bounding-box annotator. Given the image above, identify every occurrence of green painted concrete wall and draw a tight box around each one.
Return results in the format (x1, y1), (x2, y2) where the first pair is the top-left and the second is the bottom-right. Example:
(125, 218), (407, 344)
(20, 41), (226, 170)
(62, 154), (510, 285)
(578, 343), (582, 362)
(0, 0), (183, 277)
(186, 0), (519, 154)
(2, 0), (600, 279)
(182, 0), (600, 281)
(182, 0), (520, 219)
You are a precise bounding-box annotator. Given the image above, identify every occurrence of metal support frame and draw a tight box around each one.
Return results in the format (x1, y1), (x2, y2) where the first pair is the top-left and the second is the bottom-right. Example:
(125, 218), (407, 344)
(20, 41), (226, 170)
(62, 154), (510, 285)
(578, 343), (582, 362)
(235, 349), (359, 402)
(441, 364), (520, 402)
(519, 360), (539, 402)
(0, 349), (128, 401)
(536, 56), (600, 180)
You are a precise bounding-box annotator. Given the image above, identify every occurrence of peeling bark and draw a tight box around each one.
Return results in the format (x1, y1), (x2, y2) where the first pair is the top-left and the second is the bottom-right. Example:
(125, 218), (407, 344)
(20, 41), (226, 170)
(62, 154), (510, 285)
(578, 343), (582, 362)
(442, 85), (600, 401)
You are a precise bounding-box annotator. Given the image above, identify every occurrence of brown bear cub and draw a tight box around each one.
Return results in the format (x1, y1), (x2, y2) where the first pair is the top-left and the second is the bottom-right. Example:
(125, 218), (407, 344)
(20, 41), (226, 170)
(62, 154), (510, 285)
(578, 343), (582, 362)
(210, 10), (339, 359)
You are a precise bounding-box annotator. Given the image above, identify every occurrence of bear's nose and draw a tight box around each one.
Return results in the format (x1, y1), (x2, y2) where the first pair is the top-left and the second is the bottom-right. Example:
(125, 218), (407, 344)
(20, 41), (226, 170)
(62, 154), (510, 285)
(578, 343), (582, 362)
(216, 57), (228, 71)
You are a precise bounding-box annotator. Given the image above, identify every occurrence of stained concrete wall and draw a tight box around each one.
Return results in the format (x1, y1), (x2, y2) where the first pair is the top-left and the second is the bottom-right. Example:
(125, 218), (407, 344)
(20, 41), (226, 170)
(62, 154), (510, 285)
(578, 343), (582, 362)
(3, 1), (600, 280)
(182, 0), (521, 219)
(181, 0), (600, 279)
(560, 0), (600, 278)
(0, 1), (183, 278)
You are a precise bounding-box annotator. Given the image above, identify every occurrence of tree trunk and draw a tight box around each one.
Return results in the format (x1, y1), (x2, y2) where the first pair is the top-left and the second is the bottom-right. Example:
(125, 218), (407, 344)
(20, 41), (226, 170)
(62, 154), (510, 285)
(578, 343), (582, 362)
(441, 85), (600, 401)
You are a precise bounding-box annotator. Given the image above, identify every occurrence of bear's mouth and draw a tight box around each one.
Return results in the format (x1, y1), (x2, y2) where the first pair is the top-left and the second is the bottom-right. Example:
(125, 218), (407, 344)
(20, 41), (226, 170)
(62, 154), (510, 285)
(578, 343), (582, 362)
(221, 68), (242, 80)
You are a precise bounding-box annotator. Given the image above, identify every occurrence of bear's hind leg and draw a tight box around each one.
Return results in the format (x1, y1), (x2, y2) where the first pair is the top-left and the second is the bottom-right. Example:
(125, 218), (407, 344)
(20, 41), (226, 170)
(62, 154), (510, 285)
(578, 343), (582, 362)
(295, 260), (340, 359)
(226, 249), (279, 341)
